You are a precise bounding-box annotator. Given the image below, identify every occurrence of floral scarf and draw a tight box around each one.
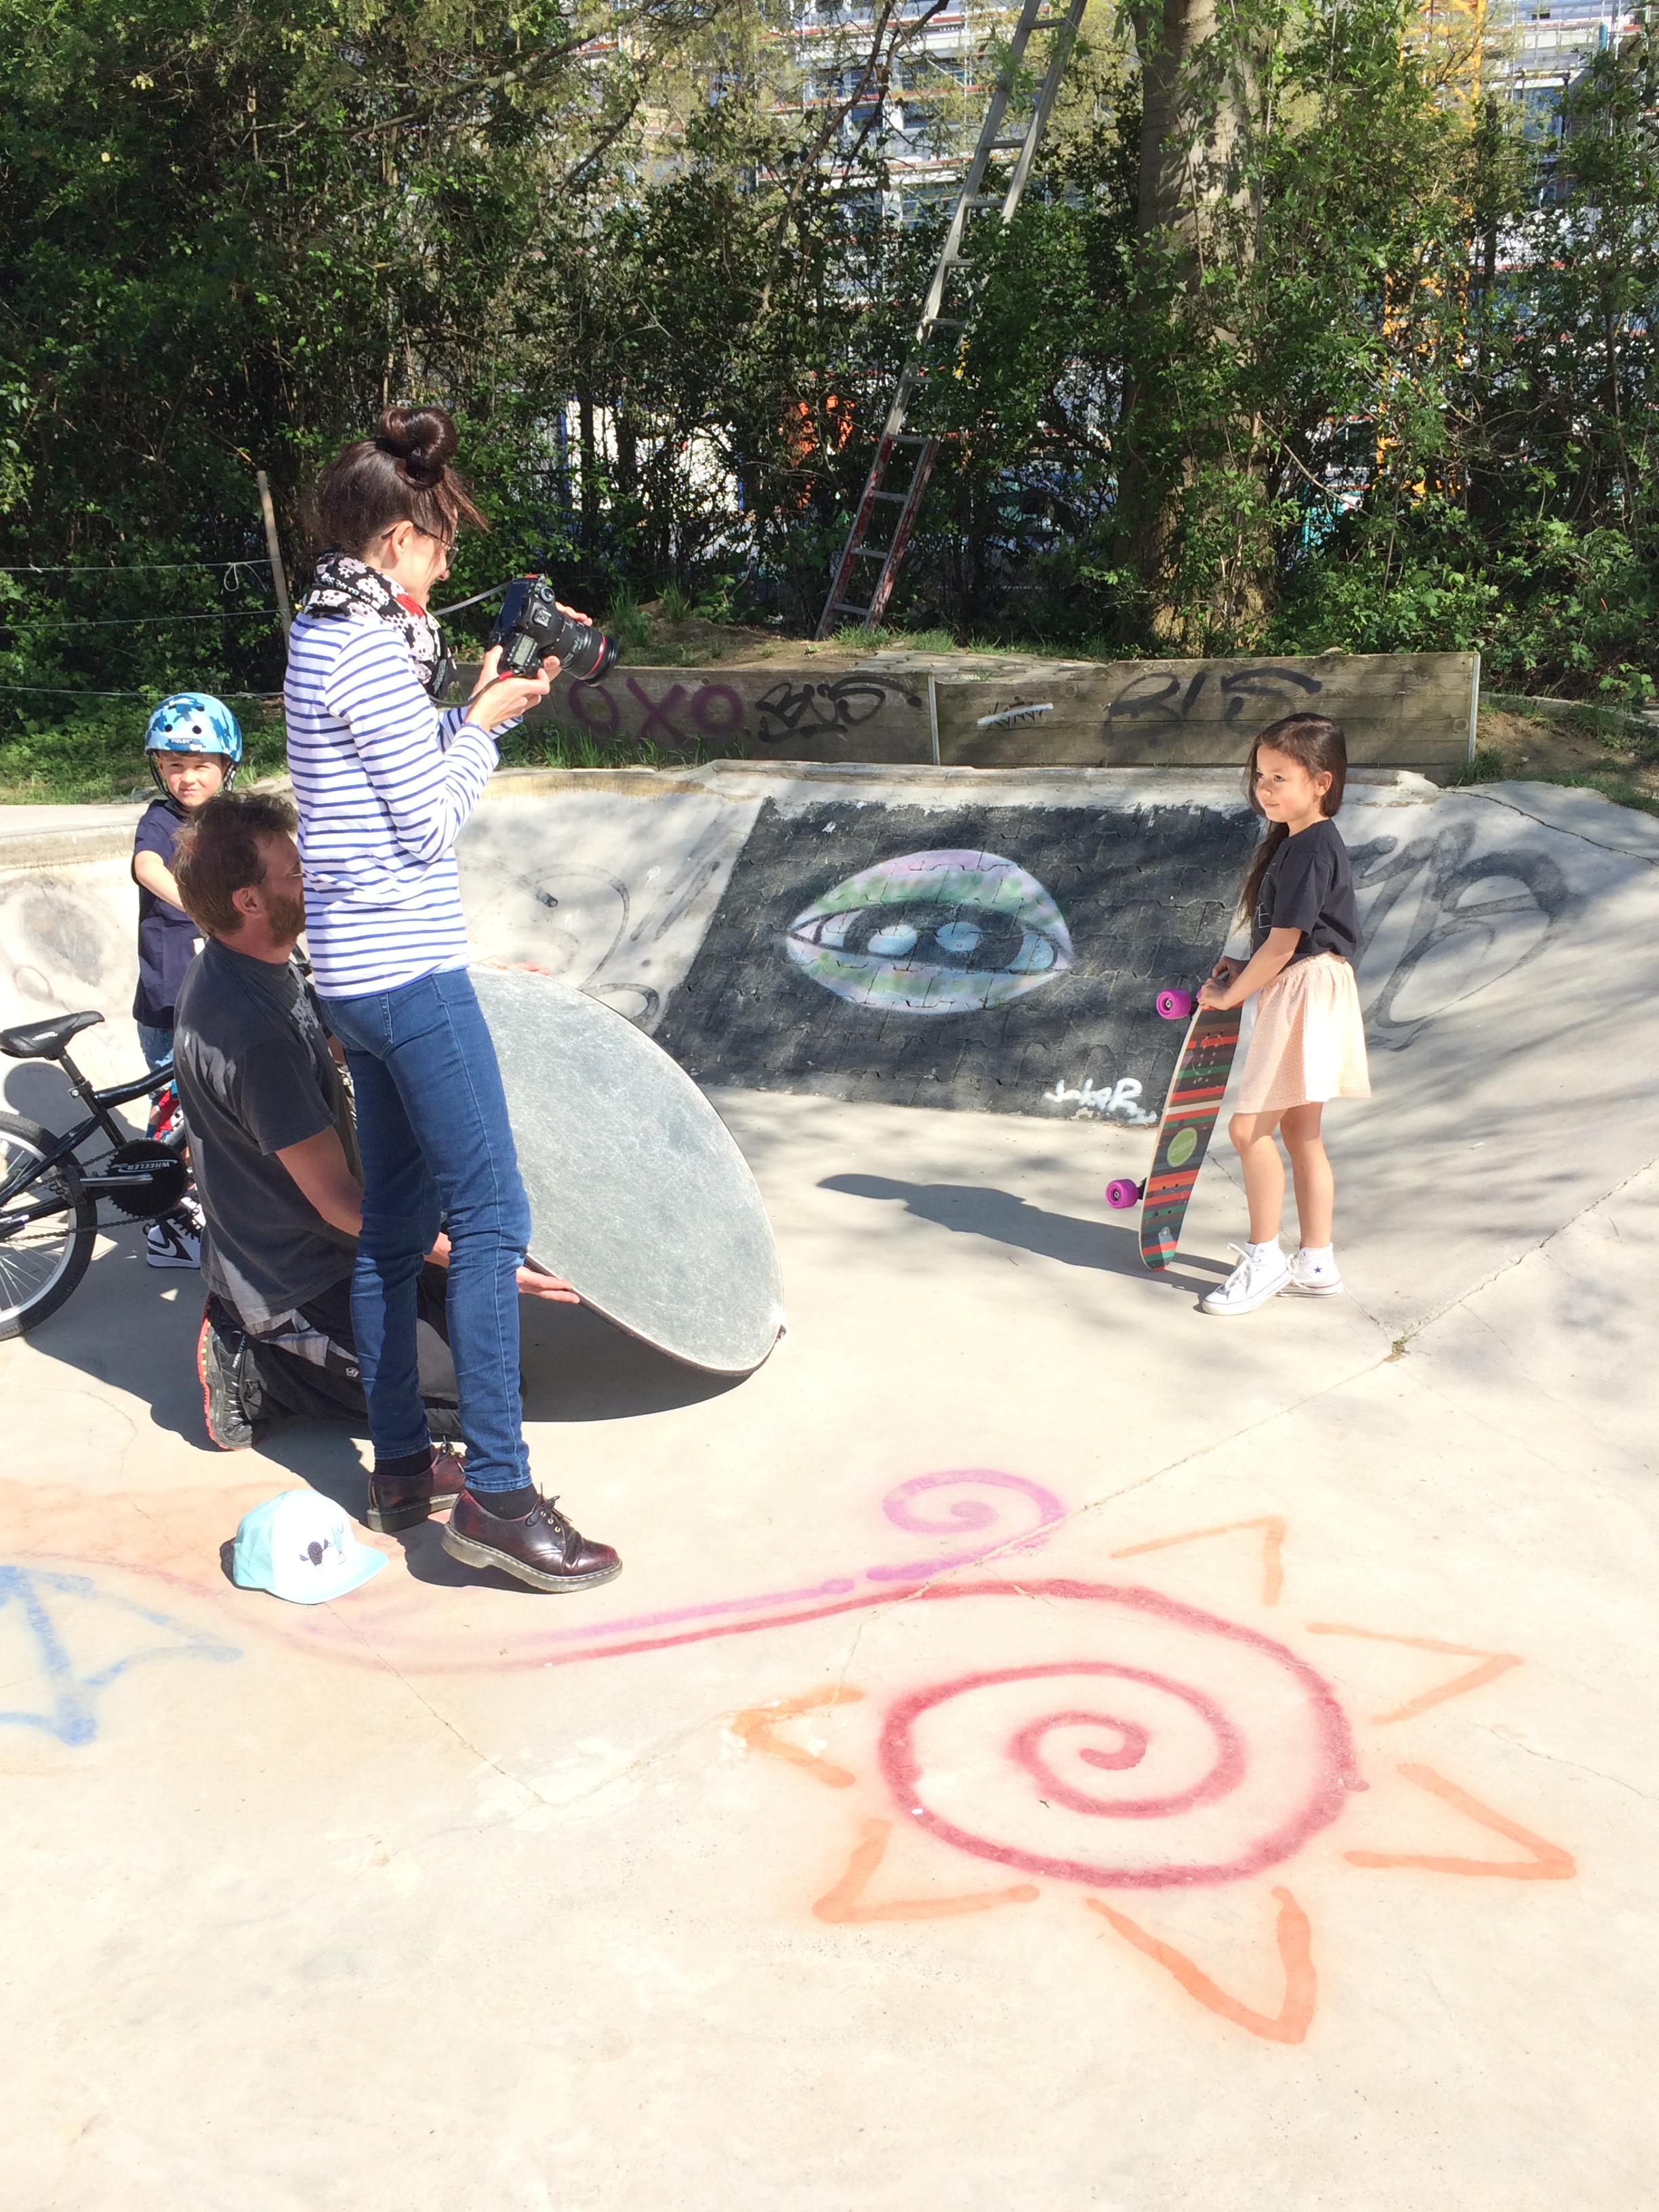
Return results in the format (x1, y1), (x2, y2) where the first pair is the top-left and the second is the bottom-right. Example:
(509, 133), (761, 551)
(300, 550), (452, 698)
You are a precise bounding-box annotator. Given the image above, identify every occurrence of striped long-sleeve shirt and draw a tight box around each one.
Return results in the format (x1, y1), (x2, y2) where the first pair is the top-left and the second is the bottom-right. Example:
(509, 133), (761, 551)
(285, 612), (513, 999)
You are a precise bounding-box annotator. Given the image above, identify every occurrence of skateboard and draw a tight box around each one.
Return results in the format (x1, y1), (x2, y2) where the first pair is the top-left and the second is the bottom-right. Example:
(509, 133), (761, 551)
(1104, 986), (1242, 1270)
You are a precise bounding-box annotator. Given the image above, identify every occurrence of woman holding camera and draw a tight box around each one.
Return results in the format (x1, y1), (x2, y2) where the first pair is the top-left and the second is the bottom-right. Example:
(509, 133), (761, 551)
(285, 404), (620, 1594)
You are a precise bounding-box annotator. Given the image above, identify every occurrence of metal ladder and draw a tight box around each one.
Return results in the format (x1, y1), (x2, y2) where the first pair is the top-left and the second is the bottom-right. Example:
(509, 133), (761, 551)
(815, 0), (1088, 640)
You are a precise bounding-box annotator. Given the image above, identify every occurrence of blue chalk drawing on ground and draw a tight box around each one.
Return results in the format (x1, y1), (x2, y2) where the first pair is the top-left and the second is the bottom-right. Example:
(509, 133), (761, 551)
(0, 1563), (241, 1745)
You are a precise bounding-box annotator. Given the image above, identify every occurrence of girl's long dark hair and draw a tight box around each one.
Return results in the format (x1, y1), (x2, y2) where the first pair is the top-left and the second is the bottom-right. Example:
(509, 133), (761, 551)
(1237, 714), (1349, 920)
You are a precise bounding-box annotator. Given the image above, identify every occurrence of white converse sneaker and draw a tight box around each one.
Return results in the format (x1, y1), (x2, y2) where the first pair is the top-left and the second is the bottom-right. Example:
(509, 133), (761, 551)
(1200, 1242), (1291, 1316)
(1288, 1246), (1344, 1296)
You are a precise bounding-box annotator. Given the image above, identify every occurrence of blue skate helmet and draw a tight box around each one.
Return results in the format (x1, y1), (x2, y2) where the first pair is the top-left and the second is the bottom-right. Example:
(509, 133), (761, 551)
(144, 693), (243, 801)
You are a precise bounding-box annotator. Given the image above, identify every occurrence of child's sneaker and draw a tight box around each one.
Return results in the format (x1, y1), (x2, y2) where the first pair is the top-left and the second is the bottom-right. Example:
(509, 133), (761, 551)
(146, 1208), (201, 1269)
(1200, 1242), (1291, 1316)
(1288, 1245), (1343, 1296)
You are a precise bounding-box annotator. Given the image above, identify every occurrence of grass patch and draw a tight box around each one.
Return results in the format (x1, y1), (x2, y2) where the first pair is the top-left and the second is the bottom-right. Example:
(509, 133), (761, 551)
(603, 587), (655, 653)
(0, 696), (287, 804)
(494, 722), (736, 773)
(1446, 743), (1509, 787)
(832, 621), (962, 652)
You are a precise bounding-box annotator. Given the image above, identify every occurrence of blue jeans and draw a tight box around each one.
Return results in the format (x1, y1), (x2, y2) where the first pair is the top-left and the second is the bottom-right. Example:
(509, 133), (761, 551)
(136, 1021), (175, 1075)
(319, 967), (532, 1493)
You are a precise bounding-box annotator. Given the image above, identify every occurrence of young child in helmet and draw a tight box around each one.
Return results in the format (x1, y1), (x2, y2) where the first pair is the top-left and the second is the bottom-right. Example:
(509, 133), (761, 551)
(131, 693), (243, 1267)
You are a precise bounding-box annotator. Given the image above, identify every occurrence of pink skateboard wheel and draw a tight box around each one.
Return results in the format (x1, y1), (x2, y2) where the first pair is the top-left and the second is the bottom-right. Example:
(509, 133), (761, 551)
(1156, 989), (1195, 1021)
(1104, 1178), (1142, 1210)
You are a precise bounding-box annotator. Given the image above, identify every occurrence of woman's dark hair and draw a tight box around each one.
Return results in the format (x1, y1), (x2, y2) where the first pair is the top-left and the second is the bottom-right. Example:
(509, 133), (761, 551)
(1237, 713), (1348, 920)
(313, 405), (487, 556)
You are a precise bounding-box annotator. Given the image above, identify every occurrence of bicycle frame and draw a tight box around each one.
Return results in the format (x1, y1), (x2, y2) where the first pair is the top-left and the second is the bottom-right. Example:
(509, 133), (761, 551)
(0, 1049), (179, 1225)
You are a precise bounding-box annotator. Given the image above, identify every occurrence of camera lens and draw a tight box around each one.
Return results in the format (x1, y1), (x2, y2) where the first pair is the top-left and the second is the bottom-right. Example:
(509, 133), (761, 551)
(557, 619), (618, 683)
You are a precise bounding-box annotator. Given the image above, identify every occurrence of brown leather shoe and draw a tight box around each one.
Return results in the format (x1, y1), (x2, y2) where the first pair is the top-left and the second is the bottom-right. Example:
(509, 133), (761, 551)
(441, 1488), (622, 1593)
(365, 1448), (466, 1534)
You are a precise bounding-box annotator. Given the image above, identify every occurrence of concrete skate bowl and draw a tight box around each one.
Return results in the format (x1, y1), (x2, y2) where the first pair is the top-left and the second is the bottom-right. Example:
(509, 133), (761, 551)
(353, 758), (1659, 1330)
(5, 764), (1659, 1332)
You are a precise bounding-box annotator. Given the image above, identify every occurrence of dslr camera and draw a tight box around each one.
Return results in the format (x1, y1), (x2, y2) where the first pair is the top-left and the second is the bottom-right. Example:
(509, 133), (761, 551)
(489, 575), (618, 684)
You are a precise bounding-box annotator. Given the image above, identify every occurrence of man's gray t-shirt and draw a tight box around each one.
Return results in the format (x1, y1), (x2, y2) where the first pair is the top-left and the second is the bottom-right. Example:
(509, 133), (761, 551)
(172, 939), (360, 1325)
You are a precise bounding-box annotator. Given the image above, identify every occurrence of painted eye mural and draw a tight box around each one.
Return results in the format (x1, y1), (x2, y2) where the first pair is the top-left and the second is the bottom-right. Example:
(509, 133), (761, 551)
(783, 850), (1074, 1015)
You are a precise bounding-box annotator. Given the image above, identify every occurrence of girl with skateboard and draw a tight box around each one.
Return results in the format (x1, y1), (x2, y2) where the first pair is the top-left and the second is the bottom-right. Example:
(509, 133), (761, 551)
(1195, 714), (1370, 1316)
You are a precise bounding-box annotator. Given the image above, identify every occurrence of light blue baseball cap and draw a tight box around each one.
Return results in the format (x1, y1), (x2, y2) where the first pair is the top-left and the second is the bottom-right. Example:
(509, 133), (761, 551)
(231, 1490), (386, 1605)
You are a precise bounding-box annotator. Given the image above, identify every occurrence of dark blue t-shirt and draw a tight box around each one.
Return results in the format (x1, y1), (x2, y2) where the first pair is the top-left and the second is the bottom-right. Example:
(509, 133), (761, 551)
(1250, 818), (1363, 964)
(132, 798), (202, 1027)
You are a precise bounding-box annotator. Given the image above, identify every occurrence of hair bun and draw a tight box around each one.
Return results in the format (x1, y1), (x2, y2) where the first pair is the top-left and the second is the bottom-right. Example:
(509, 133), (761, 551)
(376, 404), (458, 489)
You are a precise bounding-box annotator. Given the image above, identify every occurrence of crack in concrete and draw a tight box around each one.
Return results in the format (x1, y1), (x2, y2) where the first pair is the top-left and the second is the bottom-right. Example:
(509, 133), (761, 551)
(1412, 1300), (1647, 1459)
(327, 1605), (709, 1832)
(1473, 1724), (1652, 1803)
(1471, 787), (1659, 866)
(327, 1607), (554, 1812)
(1382, 1147), (1659, 1359)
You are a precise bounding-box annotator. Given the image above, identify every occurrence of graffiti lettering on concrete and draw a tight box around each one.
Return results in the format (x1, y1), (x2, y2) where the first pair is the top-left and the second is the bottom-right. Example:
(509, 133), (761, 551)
(785, 850), (1073, 1015)
(1351, 823), (1579, 1050)
(1107, 666), (1323, 727)
(565, 675), (746, 750)
(755, 676), (918, 744)
(1042, 1073), (1156, 1124)
(0, 1562), (239, 1744)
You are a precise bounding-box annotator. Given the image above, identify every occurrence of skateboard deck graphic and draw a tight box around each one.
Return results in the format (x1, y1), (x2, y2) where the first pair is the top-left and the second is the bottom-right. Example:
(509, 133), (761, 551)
(1137, 1002), (1242, 1268)
(1105, 987), (1242, 1269)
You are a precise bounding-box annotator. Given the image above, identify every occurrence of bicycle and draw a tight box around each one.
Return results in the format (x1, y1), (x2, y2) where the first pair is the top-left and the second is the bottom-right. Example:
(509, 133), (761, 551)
(0, 1008), (194, 1338)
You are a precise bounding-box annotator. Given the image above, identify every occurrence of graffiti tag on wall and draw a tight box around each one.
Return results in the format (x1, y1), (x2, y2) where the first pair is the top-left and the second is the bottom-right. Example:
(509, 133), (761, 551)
(542, 670), (924, 754)
(1105, 665), (1325, 728)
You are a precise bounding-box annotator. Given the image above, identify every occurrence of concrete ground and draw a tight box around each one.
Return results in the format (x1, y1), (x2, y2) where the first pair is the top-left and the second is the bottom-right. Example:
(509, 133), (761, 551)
(2, 781), (1657, 2209)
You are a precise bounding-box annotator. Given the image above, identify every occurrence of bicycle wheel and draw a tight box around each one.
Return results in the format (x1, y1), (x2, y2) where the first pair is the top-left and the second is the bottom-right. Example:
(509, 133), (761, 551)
(0, 1111), (98, 1338)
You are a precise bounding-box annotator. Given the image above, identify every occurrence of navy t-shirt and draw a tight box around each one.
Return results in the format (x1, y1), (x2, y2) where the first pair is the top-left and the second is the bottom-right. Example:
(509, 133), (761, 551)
(1250, 818), (1363, 963)
(131, 799), (202, 1027)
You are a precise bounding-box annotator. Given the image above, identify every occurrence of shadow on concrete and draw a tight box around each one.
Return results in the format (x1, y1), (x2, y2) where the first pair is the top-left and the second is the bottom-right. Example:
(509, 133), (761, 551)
(18, 1234), (213, 1448)
(3, 1057), (150, 1132)
(517, 1298), (745, 1422)
(237, 1307), (735, 1535)
(21, 1231), (737, 1535)
(818, 1173), (1230, 1293)
(387, 1515), (557, 1595)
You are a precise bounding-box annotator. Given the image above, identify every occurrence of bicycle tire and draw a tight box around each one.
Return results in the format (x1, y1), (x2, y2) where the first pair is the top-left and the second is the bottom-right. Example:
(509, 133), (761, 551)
(0, 1111), (98, 1338)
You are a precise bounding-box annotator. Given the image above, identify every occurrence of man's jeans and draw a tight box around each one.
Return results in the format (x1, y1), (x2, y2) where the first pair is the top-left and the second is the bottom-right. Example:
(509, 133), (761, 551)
(320, 966), (532, 1493)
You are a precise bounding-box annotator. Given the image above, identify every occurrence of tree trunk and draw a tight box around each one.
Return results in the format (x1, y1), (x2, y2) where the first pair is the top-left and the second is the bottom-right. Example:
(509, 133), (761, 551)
(1124, 0), (1271, 649)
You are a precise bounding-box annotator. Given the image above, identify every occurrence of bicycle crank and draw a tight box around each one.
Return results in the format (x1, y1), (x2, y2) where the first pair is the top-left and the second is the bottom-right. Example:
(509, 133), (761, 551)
(81, 1141), (190, 1221)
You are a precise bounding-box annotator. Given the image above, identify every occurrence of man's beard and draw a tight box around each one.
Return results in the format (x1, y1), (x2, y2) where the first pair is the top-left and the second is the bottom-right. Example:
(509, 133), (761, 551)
(266, 890), (307, 945)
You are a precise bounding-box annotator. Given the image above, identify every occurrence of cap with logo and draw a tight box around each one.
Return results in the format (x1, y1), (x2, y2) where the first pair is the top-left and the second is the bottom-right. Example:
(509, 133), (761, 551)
(231, 1490), (386, 1605)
